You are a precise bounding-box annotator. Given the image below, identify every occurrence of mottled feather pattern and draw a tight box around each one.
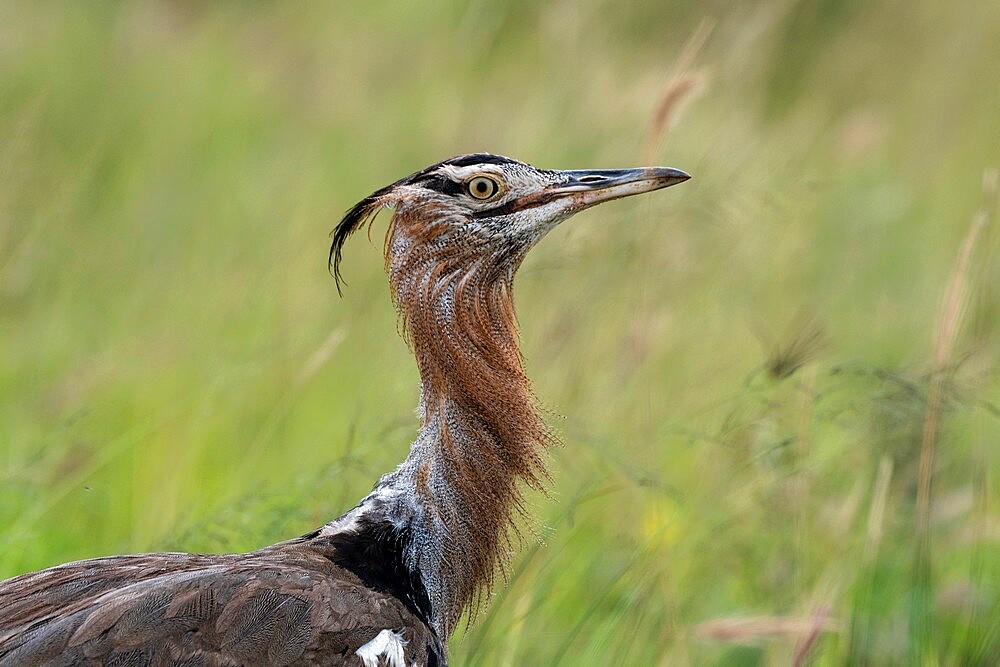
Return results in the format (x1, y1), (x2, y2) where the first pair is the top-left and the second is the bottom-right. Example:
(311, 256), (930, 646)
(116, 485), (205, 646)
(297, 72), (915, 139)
(0, 539), (442, 665)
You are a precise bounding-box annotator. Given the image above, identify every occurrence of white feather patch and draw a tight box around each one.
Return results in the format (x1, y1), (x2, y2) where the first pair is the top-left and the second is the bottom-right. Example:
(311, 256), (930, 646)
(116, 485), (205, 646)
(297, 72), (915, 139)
(355, 628), (407, 667)
(437, 163), (503, 181)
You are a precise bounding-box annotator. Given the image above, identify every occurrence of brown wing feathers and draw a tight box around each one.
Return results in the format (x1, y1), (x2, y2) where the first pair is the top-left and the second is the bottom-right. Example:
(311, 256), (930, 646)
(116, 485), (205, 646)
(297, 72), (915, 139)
(0, 542), (442, 666)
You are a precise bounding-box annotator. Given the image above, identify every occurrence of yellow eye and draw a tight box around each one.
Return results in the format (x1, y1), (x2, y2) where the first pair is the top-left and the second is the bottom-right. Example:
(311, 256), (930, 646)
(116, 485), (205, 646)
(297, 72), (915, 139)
(466, 176), (502, 200)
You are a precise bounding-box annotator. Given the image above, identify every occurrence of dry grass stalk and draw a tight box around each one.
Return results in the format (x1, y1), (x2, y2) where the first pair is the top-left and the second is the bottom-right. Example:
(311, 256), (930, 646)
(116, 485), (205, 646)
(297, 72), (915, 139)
(916, 196), (991, 543)
(641, 20), (713, 164)
(694, 614), (842, 645)
(865, 455), (894, 560)
(295, 327), (347, 387)
(912, 173), (992, 652)
(792, 605), (832, 667)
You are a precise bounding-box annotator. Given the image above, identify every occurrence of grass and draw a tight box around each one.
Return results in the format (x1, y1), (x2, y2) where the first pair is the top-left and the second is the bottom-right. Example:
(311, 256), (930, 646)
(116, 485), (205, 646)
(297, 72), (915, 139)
(1, 1), (998, 664)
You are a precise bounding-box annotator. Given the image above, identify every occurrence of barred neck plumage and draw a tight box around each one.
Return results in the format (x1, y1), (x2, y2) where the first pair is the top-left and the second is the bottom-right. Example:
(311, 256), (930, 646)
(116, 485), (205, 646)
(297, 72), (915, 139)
(322, 197), (552, 637)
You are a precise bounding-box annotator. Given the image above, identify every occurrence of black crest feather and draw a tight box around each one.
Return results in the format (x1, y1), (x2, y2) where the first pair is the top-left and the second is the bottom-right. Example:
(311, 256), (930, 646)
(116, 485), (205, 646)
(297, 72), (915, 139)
(328, 184), (395, 295)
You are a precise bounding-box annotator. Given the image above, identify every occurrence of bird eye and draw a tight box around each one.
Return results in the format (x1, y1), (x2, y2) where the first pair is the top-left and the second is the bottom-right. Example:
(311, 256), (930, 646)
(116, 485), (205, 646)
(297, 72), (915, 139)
(466, 176), (502, 200)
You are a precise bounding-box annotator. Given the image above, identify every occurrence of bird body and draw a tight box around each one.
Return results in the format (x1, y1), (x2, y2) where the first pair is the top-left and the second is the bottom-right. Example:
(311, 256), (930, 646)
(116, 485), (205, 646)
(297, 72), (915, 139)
(0, 154), (688, 666)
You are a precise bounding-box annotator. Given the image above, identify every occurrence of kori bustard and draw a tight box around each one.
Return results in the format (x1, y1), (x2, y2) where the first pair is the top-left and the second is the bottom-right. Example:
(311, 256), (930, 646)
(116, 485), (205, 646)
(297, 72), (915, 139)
(0, 154), (689, 666)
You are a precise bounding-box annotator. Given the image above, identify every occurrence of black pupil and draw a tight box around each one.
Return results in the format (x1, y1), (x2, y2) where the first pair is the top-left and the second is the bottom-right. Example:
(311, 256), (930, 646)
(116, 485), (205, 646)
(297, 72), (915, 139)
(469, 178), (497, 199)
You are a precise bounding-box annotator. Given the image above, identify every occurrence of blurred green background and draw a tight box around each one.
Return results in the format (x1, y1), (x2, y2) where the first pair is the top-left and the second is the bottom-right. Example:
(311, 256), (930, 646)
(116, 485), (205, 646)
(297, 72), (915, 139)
(1, 1), (998, 664)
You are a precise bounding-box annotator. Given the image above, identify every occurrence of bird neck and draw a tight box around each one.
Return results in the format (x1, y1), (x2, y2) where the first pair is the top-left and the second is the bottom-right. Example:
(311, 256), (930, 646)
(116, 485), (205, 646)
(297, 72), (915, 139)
(335, 216), (550, 638)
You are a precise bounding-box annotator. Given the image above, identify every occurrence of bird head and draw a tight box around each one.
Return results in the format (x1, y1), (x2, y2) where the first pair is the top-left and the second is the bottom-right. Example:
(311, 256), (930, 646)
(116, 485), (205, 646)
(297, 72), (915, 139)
(329, 153), (689, 294)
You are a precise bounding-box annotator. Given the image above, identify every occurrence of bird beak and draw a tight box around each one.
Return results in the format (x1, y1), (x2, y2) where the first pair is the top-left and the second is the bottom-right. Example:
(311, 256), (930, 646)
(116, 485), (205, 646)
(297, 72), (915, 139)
(548, 167), (690, 209)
